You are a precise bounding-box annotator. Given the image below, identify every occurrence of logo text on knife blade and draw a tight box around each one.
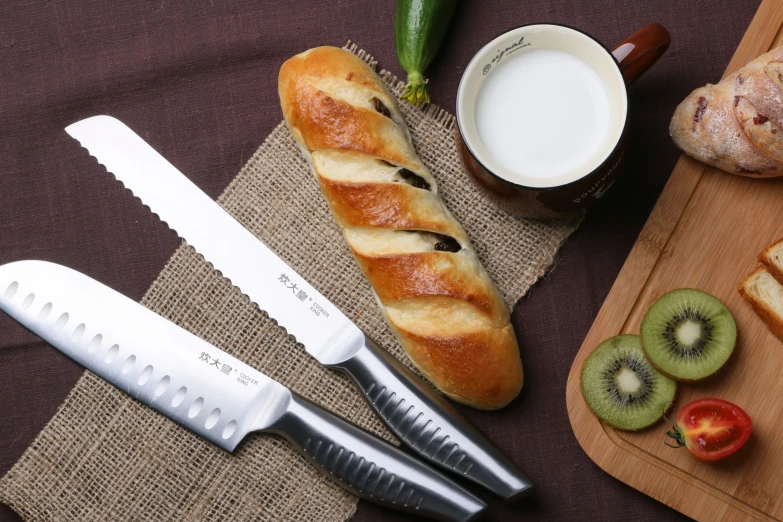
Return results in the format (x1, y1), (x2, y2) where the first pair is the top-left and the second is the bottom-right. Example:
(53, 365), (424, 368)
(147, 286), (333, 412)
(279, 273), (330, 318)
(199, 350), (260, 387)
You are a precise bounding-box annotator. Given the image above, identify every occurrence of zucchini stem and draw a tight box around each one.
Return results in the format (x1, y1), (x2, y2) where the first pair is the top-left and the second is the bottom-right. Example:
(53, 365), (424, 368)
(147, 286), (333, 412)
(401, 71), (430, 105)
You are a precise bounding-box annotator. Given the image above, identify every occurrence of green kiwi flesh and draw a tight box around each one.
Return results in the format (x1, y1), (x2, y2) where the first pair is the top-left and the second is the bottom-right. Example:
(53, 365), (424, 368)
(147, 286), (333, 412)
(640, 288), (736, 382)
(581, 334), (677, 431)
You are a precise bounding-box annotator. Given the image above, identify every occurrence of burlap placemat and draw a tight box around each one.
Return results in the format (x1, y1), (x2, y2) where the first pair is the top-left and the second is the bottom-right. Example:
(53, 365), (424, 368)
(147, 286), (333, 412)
(0, 43), (582, 521)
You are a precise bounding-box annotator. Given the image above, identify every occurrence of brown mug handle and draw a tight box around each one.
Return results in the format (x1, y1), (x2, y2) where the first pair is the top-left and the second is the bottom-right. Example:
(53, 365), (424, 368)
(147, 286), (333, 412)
(611, 23), (671, 85)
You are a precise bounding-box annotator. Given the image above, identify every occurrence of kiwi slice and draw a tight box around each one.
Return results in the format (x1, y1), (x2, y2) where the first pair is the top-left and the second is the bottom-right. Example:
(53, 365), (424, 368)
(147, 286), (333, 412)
(581, 334), (677, 431)
(640, 288), (736, 382)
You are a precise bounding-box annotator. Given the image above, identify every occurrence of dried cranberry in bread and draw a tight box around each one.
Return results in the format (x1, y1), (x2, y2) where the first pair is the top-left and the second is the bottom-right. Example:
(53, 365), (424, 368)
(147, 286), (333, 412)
(278, 46), (522, 409)
(670, 45), (783, 178)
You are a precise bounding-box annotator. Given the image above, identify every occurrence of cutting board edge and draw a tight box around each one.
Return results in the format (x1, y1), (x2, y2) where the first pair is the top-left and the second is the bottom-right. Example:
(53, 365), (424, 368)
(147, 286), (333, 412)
(565, 0), (783, 519)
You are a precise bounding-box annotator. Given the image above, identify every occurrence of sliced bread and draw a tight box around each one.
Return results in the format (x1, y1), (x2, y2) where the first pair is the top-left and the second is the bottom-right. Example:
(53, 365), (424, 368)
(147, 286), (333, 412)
(760, 238), (783, 286)
(739, 266), (783, 342)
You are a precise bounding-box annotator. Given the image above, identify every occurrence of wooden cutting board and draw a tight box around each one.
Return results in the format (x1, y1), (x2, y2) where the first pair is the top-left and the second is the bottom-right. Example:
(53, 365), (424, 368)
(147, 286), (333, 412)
(566, 1), (783, 520)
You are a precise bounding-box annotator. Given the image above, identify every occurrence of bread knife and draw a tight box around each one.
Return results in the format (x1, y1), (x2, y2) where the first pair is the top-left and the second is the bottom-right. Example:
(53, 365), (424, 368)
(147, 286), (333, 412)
(65, 115), (534, 500)
(0, 260), (486, 522)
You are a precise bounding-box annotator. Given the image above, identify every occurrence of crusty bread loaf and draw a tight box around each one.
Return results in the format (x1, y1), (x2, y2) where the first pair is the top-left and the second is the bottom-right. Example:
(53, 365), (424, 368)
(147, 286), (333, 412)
(760, 237), (783, 285)
(739, 266), (783, 342)
(670, 45), (783, 178)
(278, 46), (523, 409)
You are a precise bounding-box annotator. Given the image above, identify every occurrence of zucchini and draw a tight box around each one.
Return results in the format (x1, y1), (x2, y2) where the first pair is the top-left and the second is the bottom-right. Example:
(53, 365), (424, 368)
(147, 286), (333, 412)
(395, 0), (458, 105)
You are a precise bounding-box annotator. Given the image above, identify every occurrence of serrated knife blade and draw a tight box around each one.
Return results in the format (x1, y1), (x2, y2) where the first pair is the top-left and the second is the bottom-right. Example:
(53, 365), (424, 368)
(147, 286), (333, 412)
(65, 115), (534, 501)
(0, 260), (486, 522)
(66, 115), (364, 366)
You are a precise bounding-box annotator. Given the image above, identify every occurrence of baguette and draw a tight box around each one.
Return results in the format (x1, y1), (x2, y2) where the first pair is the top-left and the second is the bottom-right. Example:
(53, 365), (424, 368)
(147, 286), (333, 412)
(739, 266), (783, 342)
(670, 45), (783, 178)
(759, 237), (783, 286)
(278, 47), (523, 409)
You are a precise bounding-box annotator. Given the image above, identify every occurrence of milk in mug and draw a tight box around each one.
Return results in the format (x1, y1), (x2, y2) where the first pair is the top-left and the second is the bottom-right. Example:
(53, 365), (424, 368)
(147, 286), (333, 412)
(475, 48), (612, 185)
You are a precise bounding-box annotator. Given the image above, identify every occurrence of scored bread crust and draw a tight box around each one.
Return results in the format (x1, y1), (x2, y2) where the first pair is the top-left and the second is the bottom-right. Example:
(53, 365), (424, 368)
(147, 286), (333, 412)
(278, 46), (523, 409)
(739, 267), (783, 343)
(670, 45), (783, 178)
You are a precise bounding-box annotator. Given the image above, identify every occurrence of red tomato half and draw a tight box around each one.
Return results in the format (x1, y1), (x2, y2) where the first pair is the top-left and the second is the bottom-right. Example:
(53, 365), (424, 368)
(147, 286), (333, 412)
(665, 398), (753, 462)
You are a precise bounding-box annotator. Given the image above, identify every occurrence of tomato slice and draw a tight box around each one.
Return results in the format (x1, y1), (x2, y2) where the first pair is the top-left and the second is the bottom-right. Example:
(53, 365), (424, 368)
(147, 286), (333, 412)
(665, 398), (752, 461)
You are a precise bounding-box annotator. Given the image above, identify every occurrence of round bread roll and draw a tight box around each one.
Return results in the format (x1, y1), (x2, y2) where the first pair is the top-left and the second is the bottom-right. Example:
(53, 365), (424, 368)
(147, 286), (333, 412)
(670, 45), (783, 178)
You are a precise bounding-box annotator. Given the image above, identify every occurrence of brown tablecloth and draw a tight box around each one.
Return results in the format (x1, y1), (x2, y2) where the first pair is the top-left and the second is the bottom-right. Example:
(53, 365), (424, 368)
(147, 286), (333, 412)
(0, 1), (759, 521)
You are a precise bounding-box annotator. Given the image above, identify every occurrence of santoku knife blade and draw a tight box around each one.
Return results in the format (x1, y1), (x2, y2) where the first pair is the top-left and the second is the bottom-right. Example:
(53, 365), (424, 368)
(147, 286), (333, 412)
(65, 115), (533, 500)
(0, 260), (486, 522)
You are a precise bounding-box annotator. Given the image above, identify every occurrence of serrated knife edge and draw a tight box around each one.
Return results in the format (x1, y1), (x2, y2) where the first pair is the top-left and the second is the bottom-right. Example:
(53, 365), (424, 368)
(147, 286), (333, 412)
(65, 115), (365, 366)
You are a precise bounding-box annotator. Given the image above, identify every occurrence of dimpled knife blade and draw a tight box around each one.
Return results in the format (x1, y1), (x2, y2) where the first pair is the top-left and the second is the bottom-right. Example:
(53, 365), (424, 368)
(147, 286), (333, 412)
(0, 260), (488, 522)
(0, 260), (288, 451)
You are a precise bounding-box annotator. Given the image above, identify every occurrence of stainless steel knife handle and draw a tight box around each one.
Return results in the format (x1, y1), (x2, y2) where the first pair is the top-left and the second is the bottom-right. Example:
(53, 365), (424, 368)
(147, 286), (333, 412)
(265, 392), (486, 522)
(328, 337), (534, 501)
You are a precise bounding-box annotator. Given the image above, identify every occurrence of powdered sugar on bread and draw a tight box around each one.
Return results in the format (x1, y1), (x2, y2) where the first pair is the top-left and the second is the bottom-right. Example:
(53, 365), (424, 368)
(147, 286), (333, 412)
(671, 46), (783, 178)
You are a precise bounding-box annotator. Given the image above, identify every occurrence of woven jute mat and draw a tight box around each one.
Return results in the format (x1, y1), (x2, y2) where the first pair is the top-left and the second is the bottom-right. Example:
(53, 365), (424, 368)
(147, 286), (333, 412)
(0, 44), (582, 521)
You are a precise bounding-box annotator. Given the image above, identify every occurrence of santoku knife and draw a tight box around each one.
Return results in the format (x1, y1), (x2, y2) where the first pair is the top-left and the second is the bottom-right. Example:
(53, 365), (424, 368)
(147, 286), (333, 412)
(65, 115), (533, 500)
(0, 260), (486, 522)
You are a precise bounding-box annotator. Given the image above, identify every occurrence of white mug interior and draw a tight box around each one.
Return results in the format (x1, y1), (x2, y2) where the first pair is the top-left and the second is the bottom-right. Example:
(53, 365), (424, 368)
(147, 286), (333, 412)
(457, 24), (628, 189)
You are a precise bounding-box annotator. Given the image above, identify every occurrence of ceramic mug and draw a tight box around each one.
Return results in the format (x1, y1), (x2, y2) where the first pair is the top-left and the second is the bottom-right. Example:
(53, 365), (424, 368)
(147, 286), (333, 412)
(456, 23), (670, 218)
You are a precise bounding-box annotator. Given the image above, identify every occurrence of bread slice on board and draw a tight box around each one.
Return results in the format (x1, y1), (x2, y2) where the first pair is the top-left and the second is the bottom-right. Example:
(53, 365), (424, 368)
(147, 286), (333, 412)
(739, 266), (783, 342)
(760, 238), (783, 285)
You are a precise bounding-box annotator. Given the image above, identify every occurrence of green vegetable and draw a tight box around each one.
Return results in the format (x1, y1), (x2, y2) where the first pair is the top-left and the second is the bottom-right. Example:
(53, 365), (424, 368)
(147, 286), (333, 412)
(395, 0), (458, 105)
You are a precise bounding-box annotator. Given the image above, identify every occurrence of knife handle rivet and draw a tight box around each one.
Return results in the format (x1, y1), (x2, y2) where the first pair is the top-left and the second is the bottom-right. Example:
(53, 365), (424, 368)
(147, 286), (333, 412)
(3, 281), (18, 300)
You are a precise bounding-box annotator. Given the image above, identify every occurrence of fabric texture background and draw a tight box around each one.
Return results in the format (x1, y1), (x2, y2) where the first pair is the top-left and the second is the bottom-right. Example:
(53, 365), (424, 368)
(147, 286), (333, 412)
(0, 1), (760, 521)
(0, 46), (581, 521)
